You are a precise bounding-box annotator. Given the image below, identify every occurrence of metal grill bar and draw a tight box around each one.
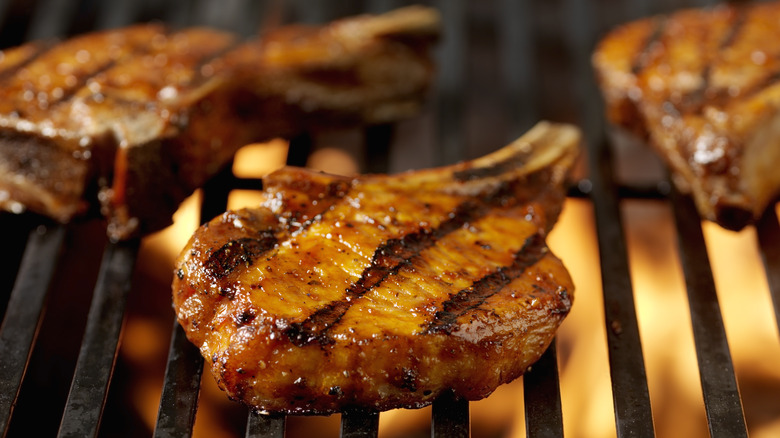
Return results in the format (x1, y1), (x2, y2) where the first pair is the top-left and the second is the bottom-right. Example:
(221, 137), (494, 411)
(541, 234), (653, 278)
(286, 133), (314, 167)
(340, 410), (379, 438)
(57, 239), (140, 438)
(589, 139), (655, 437)
(498, 0), (538, 137)
(363, 124), (394, 175)
(757, 207), (780, 336)
(153, 162), (237, 435)
(523, 342), (564, 437)
(153, 323), (204, 438)
(431, 391), (469, 438)
(0, 224), (64, 436)
(246, 412), (285, 438)
(24, 0), (80, 39)
(669, 188), (748, 437)
(433, 0), (466, 167)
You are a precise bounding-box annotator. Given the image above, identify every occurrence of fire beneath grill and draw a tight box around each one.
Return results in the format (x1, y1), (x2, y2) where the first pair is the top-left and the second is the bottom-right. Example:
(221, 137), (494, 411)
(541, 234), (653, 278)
(1, 0), (780, 437)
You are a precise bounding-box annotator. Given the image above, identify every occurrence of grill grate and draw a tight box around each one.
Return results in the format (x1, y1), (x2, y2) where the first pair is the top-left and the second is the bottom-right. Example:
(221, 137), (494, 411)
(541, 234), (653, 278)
(0, 0), (779, 437)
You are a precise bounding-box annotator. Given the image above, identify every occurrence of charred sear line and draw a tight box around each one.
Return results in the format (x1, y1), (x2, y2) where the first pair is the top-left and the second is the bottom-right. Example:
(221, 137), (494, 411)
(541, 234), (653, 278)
(326, 179), (353, 198)
(278, 179), (354, 234)
(422, 233), (548, 335)
(0, 41), (56, 83)
(681, 6), (747, 114)
(285, 199), (496, 347)
(631, 16), (667, 76)
(681, 65), (712, 114)
(452, 126), (564, 182)
(187, 37), (245, 88)
(453, 150), (533, 182)
(204, 232), (277, 279)
(283, 175), (545, 346)
(744, 69), (780, 100)
(48, 60), (118, 107)
(718, 5), (747, 51)
(51, 30), (166, 107)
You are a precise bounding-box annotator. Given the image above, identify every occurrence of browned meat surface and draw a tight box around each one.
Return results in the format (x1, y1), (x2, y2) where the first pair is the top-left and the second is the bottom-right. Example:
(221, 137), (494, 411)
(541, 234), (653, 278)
(0, 6), (439, 240)
(171, 121), (580, 414)
(593, 1), (780, 230)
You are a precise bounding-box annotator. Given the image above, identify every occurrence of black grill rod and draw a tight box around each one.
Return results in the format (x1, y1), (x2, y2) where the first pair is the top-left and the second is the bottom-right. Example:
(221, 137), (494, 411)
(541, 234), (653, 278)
(286, 131), (314, 167)
(432, 391), (470, 438)
(57, 238), (140, 438)
(0, 0), (13, 37)
(92, 0), (145, 30)
(587, 136), (655, 438)
(524, 341), (564, 437)
(24, 0), (81, 40)
(363, 124), (395, 175)
(245, 412), (285, 438)
(669, 186), (748, 438)
(756, 205), (780, 337)
(432, 0), (466, 167)
(497, 0), (538, 139)
(562, 0), (656, 432)
(497, 0), (565, 431)
(0, 214), (35, 322)
(0, 224), (65, 437)
(153, 324), (204, 438)
(153, 162), (236, 436)
(341, 410), (380, 438)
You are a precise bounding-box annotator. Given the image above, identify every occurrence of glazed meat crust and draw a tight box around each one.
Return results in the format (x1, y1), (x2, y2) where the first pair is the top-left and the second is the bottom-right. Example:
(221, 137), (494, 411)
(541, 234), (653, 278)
(172, 121), (580, 414)
(593, 0), (780, 230)
(0, 6), (439, 240)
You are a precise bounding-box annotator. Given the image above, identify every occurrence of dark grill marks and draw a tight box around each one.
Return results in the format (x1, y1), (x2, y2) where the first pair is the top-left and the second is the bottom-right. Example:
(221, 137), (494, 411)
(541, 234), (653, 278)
(204, 232), (278, 279)
(742, 69), (780, 101)
(51, 28), (237, 109)
(204, 179), (354, 294)
(730, 5), (780, 104)
(422, 232), (548, 335)
(630, 16), (666, 76)
(38, 32), (160, 108)
(283, 199), (490, 347)
(46, 59), (118, 107)
(718, 5), (747, 51)
(680, 5), (747, 114)
(453, 148), (534, 182)
(0, 40), (55, 84)
(275, 178), (354, 234)
(185, 34), (244, 89)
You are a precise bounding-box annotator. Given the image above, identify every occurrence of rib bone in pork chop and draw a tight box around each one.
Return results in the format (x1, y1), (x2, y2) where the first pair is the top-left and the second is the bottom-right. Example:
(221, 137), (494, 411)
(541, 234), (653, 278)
(0, 6), (439, 240)
(593, 0), (780, 230)
(172, 121), (580, 414)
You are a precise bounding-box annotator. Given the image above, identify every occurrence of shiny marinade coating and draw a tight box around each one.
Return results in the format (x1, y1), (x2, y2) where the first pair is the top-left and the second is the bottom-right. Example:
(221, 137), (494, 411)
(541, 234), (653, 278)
(0, 6), (440, 240)
(172, 121), (580, 414)
(593, 0), (780, 230)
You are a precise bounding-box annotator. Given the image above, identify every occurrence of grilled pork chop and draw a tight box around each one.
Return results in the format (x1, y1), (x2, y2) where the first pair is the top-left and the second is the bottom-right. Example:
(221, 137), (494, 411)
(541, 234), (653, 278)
(0, 6), (439, 240)
(172, 121), (580, 414)
(593, 0), (780, 230)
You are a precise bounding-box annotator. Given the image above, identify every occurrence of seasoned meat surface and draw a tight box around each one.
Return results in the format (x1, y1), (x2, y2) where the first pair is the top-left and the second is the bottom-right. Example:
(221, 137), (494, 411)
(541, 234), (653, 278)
(172, 121), (580, 414)
(593, 0), (780, 230)
(0, 6), (439, 240)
